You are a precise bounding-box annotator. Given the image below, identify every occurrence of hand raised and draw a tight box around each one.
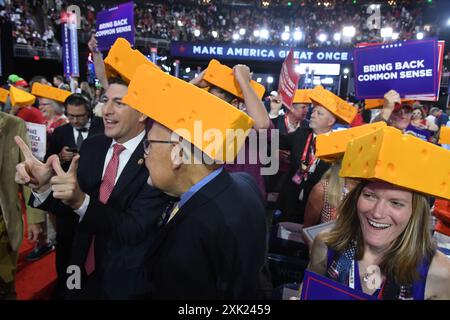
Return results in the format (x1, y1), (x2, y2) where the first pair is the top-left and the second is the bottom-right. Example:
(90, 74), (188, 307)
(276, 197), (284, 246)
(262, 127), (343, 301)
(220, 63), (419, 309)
(50, 155), (85, 209)
(14, 136), (56, 193)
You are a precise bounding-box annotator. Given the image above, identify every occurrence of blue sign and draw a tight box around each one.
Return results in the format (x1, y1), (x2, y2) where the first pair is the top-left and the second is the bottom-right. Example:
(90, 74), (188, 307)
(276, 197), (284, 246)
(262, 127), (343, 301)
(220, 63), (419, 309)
(354, 40), (439, 99)
(61, 22), (79, 78)
(95, 1), (135, 52)
(170, 42), (353, 63)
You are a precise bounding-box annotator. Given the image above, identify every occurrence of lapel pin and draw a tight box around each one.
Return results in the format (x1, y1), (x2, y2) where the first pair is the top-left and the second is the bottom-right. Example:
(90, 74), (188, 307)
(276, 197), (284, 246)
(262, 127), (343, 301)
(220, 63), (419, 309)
(138, 158), (144, 165)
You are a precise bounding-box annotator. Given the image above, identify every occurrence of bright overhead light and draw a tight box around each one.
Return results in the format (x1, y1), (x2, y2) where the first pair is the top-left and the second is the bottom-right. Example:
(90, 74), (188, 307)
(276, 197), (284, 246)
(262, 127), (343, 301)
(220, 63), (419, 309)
(293, 30), (303, 41)
(416, 32), (424, 40)
(343, 68), (350, 74)
(392, 32), (399, 40)
(267, 76), (274, 84)
(239, 28), (246, 35)
(343, 26), (356, 37)
(281, 32), (290, 41)
(334, 33), (342, 41)
(185, 67), (191, 73)
(194, 29), (201, 37)
(318, 33), (327, 42)
(253, 29), (260, 37)
(260, 29), (269, 39)
(212, 30), (218, 38)
(381, 27), (393, 38)
(232, 33), (240, 40)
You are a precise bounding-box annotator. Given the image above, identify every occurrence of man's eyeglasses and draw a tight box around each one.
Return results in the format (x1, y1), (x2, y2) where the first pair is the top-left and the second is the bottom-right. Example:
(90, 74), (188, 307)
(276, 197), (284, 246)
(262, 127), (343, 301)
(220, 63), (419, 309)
(143, 139), (177, 155)
(67, 113), (88, 120)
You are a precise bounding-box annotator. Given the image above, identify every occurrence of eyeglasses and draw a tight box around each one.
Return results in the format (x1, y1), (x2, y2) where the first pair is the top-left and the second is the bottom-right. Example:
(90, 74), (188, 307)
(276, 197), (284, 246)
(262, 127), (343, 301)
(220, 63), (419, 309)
(67, 113), (88, 120)
(143, 139), (177, 155)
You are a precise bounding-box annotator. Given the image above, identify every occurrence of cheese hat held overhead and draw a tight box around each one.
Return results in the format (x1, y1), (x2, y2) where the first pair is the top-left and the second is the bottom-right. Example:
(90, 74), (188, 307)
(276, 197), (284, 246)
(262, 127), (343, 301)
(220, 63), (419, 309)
(439, 126), (450, 145)
(9, 86), (36, 107)
(203, 59), (266, 101)
(0, 87), (9, 104)
(104, 37), (161, 83)
(309, 86), (357, 124)
(365, 98), (415, 110)
(31, 83), (71, 103)
(340, 126), (450, 200)
(123, 64), (255, 163)
(316, 122), (387, 162)
(293, 89), (312, 104)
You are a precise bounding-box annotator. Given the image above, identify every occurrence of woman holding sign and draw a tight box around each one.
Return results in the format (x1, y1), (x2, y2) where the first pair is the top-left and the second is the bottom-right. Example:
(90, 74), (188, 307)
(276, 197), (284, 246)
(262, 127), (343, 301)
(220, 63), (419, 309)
(305, 127), (450, 300)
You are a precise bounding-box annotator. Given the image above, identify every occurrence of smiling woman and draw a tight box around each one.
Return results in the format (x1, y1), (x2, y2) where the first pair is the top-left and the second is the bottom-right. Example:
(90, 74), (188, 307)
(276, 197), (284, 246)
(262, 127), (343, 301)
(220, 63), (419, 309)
(303, 127), (450, 300)
(306, 180), (450, 300)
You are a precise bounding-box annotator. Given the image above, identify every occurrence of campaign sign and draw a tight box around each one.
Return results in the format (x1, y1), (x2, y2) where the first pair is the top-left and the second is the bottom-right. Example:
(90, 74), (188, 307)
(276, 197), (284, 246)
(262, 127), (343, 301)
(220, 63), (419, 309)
(354, 39), (439, 99)
(95, 1), (134, 52)
(171, 42), (353, 63)
(278, 49), (300, 109)
(301, 270), (378, 300)
(25, 122), (46, 161)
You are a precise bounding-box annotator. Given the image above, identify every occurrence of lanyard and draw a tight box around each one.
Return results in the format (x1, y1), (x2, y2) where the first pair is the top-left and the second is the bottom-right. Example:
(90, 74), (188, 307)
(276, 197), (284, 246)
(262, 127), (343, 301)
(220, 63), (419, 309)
(300, 133), (316, 168)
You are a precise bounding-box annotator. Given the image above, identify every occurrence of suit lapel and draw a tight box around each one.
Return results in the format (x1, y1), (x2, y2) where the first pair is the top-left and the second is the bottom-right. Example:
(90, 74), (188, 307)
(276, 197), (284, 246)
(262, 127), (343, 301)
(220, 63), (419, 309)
(146, 170), (232, 259)
(108, 138), (146, 201)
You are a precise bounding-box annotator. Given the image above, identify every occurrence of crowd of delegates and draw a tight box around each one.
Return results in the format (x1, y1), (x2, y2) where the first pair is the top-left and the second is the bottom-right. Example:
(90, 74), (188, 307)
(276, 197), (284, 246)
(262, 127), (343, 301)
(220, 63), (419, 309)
(0, 0), (438, 49)
(1, 35), (450, 300)
(0, 0), (57, 47)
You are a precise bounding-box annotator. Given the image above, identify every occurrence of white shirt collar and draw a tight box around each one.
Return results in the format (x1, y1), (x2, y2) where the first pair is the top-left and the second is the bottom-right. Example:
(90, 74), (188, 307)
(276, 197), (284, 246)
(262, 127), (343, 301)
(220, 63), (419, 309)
(110, 130), (146, 153)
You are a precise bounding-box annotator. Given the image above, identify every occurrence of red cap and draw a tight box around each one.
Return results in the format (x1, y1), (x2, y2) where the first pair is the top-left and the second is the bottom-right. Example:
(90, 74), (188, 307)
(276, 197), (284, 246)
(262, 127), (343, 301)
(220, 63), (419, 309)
(15, 80), (29, 87)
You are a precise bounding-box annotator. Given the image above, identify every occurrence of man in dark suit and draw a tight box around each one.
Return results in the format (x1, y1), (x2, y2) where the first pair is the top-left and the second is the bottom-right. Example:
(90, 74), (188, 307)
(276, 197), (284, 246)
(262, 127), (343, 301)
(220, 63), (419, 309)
(15, 77), (170, 299)
(43, 93), (103, 298)
(122, 65), (267, 299)
(47, 94), (104, 169)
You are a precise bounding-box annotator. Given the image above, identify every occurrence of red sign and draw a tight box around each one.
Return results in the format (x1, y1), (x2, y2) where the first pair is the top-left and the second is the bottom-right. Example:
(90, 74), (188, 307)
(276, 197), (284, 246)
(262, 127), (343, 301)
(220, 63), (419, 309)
(278, 49), (300, 109)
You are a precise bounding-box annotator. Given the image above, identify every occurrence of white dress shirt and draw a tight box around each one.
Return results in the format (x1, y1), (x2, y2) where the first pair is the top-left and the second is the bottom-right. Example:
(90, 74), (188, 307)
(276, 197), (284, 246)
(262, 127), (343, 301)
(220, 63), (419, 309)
(32, 130), (146, 221)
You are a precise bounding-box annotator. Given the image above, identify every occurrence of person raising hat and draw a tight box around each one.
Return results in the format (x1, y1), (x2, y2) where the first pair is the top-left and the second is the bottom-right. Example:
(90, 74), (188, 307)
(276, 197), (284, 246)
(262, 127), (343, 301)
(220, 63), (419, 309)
(304, 126), (450, 300)
(276, 86), (357, 224)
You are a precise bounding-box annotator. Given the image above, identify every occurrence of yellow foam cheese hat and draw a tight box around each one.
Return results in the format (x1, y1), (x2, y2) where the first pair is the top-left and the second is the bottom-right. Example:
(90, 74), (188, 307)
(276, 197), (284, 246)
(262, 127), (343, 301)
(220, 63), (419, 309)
(123, 64), (255, 163)
(309, 86), (357, 124)
(293, 89), (312, 104)
(203, 59), (266, 101)
(9, 86), (36, 107)
(31, 83), (71, 103)
(439, 126), (450, 145)
(340, 126), (450, 200)
(365, 98), (415, 110)
(104, 37), (161, 84)
(0, 87), (9, 103)
(316, 122), (387, 162)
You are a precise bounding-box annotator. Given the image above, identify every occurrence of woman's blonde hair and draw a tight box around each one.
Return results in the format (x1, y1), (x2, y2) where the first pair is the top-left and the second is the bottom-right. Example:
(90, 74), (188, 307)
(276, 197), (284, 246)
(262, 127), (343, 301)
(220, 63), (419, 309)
(323, 159), (345, 209)
(324, 180), (436, 285)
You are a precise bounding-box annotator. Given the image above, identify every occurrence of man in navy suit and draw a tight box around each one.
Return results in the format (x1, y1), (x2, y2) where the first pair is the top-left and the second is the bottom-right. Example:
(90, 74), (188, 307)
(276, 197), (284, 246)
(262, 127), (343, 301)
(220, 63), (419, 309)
(43, 93), (104, 298)
(15, 77), (170, 299)
(122, 65), (267, 299)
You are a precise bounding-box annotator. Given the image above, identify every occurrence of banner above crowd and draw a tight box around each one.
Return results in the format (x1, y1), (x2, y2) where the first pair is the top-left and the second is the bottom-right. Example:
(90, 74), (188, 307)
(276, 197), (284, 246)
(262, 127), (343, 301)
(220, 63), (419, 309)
(353, 39), (440, 100)
(170, 42), (353, 63)
(95, 1), (135, 52)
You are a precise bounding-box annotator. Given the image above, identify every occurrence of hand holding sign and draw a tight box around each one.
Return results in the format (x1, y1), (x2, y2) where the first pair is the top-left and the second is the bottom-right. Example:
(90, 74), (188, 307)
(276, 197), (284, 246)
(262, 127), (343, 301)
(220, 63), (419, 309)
(50, 155), (85, 209)
(88, 34), (100, 54)
(14, 136), (57, 193)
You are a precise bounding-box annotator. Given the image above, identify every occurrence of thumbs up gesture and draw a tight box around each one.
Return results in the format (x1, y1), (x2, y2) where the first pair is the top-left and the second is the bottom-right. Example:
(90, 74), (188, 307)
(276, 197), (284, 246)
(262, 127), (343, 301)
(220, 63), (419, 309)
(50, 154), (85, 209)
(14, 136), (58, 193)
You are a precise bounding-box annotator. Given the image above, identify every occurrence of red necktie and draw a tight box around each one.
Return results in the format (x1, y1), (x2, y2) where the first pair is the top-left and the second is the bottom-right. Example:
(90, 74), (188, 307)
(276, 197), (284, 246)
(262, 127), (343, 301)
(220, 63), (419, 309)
(84, 143), (126, 275)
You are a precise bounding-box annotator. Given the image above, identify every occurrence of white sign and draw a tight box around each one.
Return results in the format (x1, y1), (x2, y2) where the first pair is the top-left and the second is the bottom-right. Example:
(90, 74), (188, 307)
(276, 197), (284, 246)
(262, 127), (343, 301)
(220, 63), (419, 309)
(25, 122), (46, 161)
(298, 63), (341, 76)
